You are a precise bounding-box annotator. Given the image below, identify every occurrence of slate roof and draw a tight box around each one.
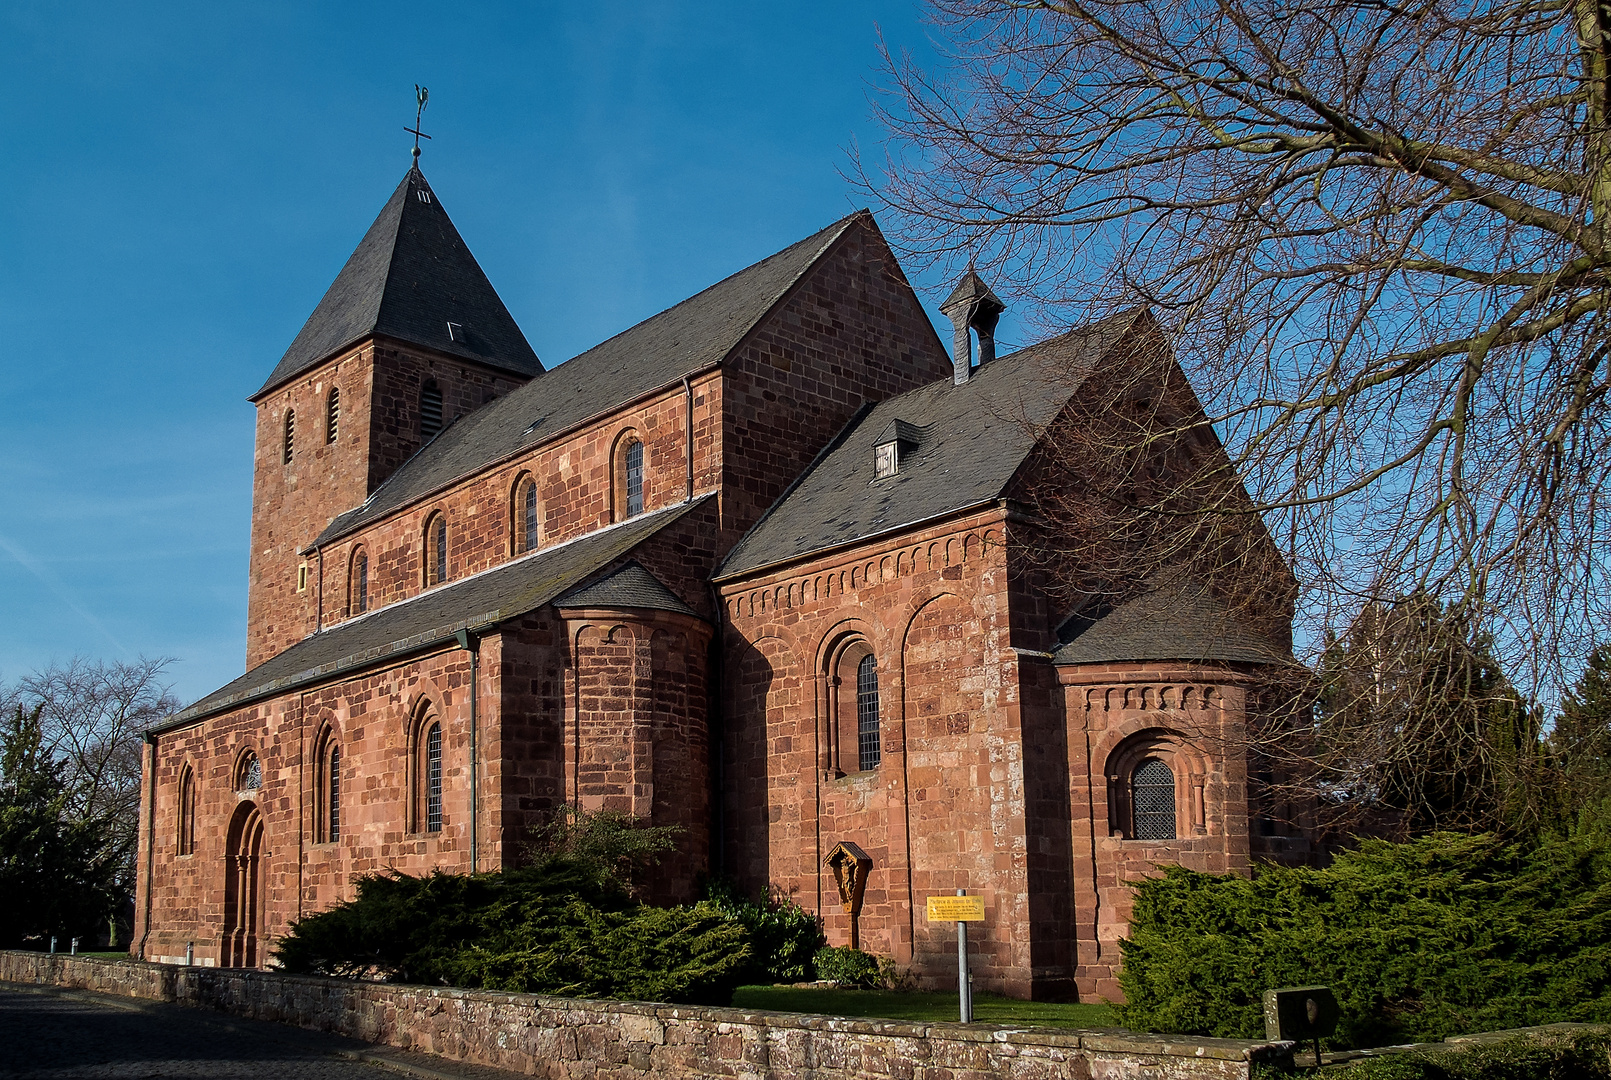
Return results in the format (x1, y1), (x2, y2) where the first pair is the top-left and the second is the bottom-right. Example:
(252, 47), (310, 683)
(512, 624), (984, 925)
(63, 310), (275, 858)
(555, 561), (698, 617)
(716, 310), (1146, 580)
(255, 167), (543, 399)
(1052, 581), (1283, 666)
(159, 498), (711, 731)
(312, 211), (869, 549)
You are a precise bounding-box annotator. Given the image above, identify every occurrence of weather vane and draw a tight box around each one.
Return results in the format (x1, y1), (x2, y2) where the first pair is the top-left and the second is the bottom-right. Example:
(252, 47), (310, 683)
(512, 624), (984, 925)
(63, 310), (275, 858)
(406, 85), (431, 163)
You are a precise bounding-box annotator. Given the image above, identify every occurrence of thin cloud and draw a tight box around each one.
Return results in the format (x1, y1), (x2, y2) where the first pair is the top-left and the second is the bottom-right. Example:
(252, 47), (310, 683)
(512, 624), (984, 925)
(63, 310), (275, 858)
(0, 531), (129, 656)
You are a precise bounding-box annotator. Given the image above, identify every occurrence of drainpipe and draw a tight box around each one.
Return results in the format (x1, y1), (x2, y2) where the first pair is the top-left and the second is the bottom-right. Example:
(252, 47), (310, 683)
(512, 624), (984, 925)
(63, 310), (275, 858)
(682, 375), (695, 501)
(454, 628), (480, 872)
(315, 546), (324, 633)
(139, 732), (157, 960)
(706, 581), (725, 877)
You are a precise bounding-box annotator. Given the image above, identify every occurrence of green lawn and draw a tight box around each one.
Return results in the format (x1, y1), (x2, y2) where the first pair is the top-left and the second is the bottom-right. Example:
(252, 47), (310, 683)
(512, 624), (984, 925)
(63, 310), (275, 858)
(730, 985), (1121, 1029)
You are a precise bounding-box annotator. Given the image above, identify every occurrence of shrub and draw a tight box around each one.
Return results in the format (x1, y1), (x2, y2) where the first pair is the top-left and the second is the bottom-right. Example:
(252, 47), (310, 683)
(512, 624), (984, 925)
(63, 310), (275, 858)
(273, 860), (751, 1005)
(524, 805), (681, 897)
(704, 881), (824, 984)
(815, 946), (881, 987)
(1339, 1031), (1611, 1080)
(1117, 832), (1611, 1048)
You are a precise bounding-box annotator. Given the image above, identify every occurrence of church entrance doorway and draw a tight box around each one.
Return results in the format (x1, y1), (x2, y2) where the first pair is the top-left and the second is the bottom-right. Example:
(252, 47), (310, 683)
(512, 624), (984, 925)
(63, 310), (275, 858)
(221, 802), (264, 967)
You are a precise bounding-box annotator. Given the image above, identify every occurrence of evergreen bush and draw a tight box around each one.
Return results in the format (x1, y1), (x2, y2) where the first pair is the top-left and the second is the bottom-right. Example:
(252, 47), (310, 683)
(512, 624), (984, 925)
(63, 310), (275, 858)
(704, 881), (824, 984)
(814, 946), (881, 987)
(273, 859), (751, 1005)
(1338, 1031), (1611, 1079)
(1117, 833), (1611, 1048)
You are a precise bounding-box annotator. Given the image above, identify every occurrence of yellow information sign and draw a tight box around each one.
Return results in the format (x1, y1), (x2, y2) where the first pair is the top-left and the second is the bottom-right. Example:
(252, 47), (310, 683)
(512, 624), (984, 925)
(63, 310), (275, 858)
(926, 895), (986, 922)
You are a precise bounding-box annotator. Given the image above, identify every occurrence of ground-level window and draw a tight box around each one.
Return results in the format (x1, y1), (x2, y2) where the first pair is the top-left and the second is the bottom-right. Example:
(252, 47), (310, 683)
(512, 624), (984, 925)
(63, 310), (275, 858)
(1131, 758), (1177, 839)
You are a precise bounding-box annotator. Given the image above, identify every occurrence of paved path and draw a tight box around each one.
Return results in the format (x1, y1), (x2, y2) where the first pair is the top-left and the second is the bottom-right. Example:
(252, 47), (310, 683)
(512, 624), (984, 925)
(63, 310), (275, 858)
(0, 984), (525, 1080)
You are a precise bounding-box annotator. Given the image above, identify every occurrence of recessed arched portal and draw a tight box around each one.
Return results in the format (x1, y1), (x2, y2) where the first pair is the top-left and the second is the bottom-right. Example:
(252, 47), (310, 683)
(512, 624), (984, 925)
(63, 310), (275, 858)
(221, 801), (265, 967)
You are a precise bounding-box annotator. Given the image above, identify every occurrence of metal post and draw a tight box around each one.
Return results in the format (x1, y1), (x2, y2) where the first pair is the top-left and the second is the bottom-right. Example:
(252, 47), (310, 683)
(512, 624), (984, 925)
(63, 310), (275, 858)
(957, 889), (973, 1022)
(70, 938), (78, 955)
(185, 941), (194, 966)
(49, 936), (56, 954)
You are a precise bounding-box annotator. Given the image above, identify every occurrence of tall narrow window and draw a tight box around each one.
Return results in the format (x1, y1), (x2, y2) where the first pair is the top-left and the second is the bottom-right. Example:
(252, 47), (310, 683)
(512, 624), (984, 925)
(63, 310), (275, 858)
(624, 440), (644, 518)
(425, 723), (443, 833)
(326, 387), (340, 443)
(1131, 758), (1177, 840)
(420, 381), (443, 440)
(428, 516), (448, 585)
(523, 481), (539, 552)
(856, 654), (881, 771)
(177, 766), (195, 855)
(283, 409), (296, 464)
(353, 550), (368, 614)
(327, 744), (341, 842)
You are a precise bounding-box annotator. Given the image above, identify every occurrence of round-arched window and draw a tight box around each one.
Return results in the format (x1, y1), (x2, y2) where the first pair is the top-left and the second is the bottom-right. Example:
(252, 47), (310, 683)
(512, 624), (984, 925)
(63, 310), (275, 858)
(237, 750), (263, 792)
(1131, 758), (1176, 840)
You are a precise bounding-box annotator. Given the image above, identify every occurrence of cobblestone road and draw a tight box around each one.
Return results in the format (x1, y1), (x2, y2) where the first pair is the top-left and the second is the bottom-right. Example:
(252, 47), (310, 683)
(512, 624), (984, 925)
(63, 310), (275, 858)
(0, 985), (522, 1080)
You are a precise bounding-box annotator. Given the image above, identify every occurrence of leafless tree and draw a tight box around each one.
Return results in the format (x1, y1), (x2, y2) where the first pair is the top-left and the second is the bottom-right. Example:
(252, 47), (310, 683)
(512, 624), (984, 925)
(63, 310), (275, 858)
(1, 657), (178, 883)
(866, 0), (1611, 702)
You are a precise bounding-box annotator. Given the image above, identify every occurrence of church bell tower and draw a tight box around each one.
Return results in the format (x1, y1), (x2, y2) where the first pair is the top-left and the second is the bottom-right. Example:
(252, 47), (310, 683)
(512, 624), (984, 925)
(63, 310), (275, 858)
(243, 164), (544, 668)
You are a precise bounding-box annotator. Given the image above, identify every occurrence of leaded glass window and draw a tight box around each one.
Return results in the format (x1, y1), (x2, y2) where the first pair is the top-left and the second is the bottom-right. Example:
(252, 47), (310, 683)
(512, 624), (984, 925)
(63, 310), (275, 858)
(432, 518), (448, 584)
(856, 654), (881, 771)
(1131, 758), (1176, 840)
(625, 441), (644, 518)
(240, 751), (262, 791)
(523, 482), (538, 552)
(355, 552), (368, 614)
(327, 746), (340, 842)
(425, 723), (443, 833)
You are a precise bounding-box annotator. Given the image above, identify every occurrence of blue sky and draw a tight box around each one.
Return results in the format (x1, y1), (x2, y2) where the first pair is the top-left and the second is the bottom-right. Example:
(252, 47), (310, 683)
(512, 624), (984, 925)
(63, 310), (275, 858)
(0, 2), (1025, 706)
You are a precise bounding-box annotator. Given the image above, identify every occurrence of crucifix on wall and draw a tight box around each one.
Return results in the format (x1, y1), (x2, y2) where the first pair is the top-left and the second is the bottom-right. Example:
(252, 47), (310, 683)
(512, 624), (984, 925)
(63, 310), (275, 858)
(825, 840), (873, 951)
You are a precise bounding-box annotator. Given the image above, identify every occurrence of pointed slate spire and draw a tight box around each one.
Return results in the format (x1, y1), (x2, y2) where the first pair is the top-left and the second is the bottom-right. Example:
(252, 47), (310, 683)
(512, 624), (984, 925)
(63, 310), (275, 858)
(254, 167), (543, 399)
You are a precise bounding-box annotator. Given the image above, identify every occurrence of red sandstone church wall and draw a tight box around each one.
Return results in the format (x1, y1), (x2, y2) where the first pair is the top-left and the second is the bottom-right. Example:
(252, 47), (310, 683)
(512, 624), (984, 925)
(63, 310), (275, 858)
(720, 220), (950, 552)
(720, 508), (1058, 996)
(246, 342), (528, 668)
(136, 646), (480, 967)
(315, 371), (723, 632)
(1057, 663), (1254, 1001)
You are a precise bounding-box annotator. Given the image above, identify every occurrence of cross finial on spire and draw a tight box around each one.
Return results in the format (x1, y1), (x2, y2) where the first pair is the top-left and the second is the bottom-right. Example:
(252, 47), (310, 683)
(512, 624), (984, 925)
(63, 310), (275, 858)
(406, 85), (431, 164)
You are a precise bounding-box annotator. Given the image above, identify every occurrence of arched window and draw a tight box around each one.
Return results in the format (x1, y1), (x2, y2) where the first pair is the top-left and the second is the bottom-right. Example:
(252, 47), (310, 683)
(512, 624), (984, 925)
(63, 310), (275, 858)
(1131, 758), (1177, 840)
(350, 548), (368, 615)
(410, 705), (444, 835)
(326, 744), (341, 842)
(283, 409), (296, 464)
(420, 380), (444, 440)
(512, 476), (539, 555)
(326, 386), (340, 444)
(425, 723), (443, 832)
(624, 440), (644, 518)
(425, 514), (448, 585)
(236, 750), (262, 792)
(856, 653), (881, 771)
(176, 765), (195, 855)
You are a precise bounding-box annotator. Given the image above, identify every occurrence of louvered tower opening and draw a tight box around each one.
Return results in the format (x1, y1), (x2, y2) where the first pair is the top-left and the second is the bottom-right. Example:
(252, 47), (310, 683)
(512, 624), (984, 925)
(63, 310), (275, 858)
(420, 381), (444, 440)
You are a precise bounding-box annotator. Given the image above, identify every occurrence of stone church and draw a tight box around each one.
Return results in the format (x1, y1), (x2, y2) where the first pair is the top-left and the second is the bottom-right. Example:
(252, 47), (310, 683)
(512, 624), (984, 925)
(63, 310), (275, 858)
(134, 162), (1295, 1001)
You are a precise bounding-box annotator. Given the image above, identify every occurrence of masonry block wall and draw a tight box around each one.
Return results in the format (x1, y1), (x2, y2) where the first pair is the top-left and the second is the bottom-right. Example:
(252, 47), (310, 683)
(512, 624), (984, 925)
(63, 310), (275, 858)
(246, 342), (531, 668)
(721, 220), (950, 550)
(136, 647), (478, 967)
(719, 509), (1063, 997)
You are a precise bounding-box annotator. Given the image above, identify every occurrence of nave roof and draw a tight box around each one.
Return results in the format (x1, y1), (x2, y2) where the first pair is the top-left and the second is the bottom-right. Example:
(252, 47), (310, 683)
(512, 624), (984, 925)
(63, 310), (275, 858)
(312, 211), (869, 549)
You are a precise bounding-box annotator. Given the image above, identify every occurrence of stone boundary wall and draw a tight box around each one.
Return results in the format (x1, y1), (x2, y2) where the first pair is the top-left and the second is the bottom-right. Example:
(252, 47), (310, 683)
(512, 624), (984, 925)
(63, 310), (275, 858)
(0, 952), (1290, 1080)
